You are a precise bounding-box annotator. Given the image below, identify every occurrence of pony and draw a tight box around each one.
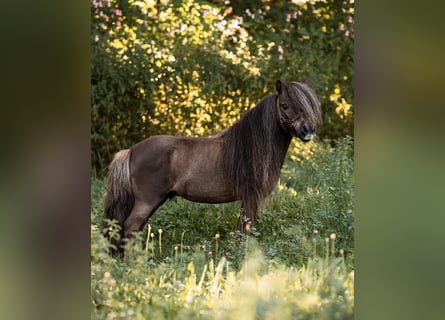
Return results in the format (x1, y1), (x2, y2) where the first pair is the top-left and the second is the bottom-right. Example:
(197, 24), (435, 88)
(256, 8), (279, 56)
(103, 80), (322, 249)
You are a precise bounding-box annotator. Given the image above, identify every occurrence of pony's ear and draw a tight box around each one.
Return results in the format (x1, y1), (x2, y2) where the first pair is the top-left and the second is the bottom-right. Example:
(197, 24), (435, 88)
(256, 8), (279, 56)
(276, 80), (282, 94)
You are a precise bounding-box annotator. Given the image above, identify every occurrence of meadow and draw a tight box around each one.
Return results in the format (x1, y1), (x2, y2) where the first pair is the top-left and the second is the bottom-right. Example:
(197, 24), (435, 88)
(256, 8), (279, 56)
(91, 137), (354, 319)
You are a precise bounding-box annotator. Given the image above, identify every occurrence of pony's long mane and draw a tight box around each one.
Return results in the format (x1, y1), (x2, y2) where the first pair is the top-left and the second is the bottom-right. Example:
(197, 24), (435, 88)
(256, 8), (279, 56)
(221, 95), (292, 215)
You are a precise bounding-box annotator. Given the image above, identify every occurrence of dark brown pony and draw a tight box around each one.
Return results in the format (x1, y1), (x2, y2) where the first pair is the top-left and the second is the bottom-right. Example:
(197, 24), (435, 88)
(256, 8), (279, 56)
(103, 80), (322, 248)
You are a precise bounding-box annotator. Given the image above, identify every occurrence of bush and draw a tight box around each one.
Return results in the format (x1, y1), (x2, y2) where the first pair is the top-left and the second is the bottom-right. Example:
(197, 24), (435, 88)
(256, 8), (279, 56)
(91, 0), (354, 172)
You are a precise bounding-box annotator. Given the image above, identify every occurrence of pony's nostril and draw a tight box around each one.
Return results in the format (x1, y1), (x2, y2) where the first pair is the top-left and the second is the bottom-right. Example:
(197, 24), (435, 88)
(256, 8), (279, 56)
(302, 124), (309, 135)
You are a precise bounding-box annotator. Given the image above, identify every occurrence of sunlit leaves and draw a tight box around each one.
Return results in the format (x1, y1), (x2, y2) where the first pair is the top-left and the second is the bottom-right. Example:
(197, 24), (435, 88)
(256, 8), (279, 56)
(91, 0), (354, 171)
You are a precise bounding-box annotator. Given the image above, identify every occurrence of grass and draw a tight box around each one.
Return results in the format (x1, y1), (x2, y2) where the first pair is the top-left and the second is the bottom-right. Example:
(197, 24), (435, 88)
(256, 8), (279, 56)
(91, 137), (354, 319)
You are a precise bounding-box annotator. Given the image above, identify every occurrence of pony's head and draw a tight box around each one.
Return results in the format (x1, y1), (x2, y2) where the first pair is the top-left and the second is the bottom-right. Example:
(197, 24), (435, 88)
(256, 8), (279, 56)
(275, 80), (322, 142)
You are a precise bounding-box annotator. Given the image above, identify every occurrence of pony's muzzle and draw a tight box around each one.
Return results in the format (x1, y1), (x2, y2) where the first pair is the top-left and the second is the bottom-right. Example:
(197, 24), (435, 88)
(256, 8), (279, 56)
(301, 123), (315, 135)
(300, 123), (316, 141)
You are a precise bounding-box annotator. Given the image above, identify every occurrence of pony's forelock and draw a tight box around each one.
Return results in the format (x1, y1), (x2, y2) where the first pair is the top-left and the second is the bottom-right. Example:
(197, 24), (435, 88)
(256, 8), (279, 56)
(286, 81), (322, 126)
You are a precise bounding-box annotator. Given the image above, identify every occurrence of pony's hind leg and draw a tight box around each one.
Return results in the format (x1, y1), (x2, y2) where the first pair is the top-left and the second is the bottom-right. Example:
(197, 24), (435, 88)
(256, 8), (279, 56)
(123, 195), (167, 242)
(123, 202), (153, 239)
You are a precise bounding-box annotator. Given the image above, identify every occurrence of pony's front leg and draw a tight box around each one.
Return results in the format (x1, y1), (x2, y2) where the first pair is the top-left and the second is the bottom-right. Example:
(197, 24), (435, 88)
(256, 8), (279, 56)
(237, 214), (251, 233)
(237, 204), (258, 233)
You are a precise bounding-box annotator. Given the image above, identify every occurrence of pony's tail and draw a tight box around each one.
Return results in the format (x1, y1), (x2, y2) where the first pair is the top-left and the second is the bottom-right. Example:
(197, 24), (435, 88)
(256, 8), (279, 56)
(103, 149), (134, 246)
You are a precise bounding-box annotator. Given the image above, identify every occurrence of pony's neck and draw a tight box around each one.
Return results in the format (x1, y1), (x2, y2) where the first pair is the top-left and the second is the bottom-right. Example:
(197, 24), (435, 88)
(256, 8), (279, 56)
(220, 94), (293, 205)
(225, 94), (293, 167)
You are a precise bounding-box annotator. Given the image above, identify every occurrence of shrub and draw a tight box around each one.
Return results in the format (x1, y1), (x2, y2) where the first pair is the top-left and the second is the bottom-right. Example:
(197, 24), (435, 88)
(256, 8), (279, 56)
(91, 0), (354, 172)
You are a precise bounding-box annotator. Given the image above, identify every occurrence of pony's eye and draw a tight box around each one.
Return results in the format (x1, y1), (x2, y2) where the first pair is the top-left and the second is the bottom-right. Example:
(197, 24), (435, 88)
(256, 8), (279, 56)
(281, 104), (288, 110)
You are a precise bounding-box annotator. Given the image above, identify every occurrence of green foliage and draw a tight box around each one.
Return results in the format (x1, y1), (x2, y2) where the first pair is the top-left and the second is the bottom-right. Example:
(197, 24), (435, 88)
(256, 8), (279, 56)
(91, 138), (354, 318)
(91, 0), (354, 172)
(278, 136), (354, 254)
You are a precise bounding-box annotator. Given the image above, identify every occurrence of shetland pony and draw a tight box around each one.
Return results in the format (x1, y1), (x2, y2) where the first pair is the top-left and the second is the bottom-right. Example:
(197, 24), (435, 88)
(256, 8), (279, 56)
(104, 80), (322, 249)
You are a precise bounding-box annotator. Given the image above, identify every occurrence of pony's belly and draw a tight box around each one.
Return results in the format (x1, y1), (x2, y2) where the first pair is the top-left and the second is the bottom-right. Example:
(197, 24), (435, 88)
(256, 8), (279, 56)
(169, 137), (236, 204)
(173, 177), (237, 204)
(180, 192), (237, 204)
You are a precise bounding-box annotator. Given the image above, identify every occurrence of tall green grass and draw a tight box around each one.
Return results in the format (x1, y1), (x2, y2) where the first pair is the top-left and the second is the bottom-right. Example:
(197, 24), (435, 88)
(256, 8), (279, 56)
(91, 137), (354, 319)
